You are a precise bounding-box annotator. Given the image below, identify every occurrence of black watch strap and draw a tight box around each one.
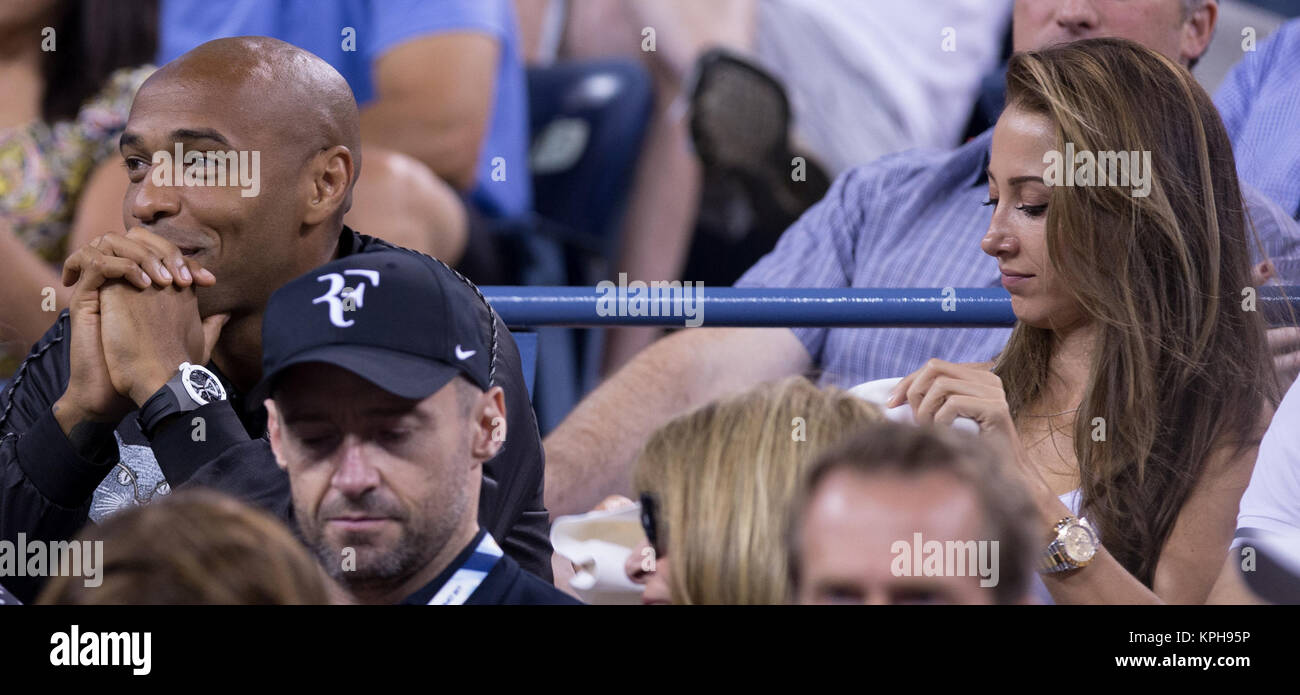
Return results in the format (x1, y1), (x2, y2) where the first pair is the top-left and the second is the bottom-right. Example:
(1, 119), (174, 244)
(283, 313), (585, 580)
(137, 382), (185, 439)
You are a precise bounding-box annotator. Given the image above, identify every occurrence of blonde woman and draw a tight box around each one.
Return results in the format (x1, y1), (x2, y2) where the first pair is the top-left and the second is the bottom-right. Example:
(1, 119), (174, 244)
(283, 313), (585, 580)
(621, 376), (883, 604)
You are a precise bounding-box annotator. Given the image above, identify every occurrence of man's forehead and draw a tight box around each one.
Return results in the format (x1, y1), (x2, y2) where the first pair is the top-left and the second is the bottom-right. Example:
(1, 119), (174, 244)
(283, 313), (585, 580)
(126, 75), (262, 143)
(811, 470), (984, 533)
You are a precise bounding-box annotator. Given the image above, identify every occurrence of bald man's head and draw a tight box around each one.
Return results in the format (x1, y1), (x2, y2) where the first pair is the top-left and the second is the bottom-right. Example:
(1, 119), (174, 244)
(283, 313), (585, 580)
(148, 36), (362, 178)
(120, 36), (363, 322)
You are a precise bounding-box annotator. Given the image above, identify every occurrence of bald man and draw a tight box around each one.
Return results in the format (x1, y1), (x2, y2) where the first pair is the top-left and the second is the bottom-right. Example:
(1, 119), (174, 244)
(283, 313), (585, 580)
(0, 37), (551, 603)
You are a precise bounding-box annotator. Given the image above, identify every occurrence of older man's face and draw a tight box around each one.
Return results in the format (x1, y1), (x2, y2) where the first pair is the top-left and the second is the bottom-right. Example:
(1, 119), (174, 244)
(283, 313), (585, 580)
(1013, 0), (1203, 66)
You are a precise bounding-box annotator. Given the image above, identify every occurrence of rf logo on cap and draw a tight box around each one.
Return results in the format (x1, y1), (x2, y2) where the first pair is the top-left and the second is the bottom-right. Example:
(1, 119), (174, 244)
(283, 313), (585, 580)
(314, 269), (381, 328)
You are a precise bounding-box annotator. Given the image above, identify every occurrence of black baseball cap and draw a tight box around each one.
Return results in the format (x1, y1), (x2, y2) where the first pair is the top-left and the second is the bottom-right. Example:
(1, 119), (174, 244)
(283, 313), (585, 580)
(250, 250), (494, 404)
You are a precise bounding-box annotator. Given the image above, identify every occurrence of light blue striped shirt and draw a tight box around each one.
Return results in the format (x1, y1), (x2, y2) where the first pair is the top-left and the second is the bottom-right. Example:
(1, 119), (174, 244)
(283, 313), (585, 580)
(737, 128), (1300, 387)
(1215, 18), (1300, 220)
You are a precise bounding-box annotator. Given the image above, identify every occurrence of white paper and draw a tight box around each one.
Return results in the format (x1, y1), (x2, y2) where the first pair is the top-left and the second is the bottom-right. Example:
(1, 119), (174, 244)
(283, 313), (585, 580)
(549, 505), (647, 605)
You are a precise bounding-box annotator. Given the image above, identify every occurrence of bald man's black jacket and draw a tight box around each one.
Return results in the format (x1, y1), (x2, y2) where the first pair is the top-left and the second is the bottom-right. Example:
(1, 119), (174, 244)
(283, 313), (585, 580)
(0, 229), (553, 603)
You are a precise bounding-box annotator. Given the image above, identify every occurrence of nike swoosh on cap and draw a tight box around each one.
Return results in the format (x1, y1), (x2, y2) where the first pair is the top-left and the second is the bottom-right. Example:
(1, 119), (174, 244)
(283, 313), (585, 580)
(455, 345), (477, 360)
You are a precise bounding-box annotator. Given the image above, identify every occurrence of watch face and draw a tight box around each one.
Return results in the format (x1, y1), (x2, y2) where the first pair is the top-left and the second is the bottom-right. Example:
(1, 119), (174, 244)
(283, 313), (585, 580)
(1062, 525), (1098, 563)
(184, 367), (226, 404)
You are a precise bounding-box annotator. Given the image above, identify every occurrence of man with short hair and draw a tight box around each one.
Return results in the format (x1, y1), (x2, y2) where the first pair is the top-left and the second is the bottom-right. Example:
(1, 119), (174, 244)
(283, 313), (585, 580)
(0, 37), (551, 603)
(262, 251), (577, 605)
(787, 423), (1038, 605)
(544, 0), (1300, 516)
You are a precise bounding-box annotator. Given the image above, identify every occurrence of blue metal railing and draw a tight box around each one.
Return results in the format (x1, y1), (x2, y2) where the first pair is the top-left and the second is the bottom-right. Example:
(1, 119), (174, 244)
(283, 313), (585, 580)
(482, 286), (1299, 328)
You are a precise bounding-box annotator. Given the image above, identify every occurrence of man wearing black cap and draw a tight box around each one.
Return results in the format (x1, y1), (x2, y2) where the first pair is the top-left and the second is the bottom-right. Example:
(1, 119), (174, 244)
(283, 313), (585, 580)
(0, 37), (552, 603)
(260, 251), (576, 604)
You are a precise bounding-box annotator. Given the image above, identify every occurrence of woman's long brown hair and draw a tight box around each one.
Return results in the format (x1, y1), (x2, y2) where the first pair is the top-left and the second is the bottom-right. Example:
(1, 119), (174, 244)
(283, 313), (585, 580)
(995, 38), (1277, 586)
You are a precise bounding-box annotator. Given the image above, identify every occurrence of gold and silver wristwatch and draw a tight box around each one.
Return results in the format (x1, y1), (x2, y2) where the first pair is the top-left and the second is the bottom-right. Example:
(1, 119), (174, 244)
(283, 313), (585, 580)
(1039, 516), (1100, 574)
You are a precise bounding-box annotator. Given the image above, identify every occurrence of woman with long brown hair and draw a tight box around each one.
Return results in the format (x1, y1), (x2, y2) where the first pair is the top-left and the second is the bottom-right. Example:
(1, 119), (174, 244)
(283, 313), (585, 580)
(889, 37), (1280, 604)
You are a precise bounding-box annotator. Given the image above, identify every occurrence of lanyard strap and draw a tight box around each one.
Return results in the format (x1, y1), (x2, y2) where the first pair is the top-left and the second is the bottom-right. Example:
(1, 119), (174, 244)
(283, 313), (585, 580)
(427, 533), (505, 605)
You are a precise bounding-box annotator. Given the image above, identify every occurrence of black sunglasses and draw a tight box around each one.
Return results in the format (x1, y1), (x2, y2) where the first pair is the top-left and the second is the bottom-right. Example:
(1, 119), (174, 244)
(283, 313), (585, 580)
(639, 492), (666, 556)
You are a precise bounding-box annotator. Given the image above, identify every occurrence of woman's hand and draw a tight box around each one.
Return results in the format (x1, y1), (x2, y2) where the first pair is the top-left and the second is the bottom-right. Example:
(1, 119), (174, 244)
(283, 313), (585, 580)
(888, 359), (1016, 435)
(889, 359), (1064, 517)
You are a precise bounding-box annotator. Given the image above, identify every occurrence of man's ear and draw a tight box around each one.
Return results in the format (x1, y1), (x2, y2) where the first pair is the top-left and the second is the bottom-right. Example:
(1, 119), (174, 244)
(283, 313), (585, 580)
(265, 398), (289, 472)
(302, 145), (356, 226)
(469, 385), (507, 463)
(1180, 0), (1217, 66)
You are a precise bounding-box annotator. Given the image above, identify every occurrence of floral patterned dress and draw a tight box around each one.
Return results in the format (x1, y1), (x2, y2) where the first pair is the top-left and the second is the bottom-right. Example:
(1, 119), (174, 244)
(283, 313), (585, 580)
(0, 64), (153, 374)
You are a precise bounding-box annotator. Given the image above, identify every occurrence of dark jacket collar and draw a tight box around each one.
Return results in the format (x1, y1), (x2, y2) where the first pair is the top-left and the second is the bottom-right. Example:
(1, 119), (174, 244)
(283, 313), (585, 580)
(399, 529), (490, 605)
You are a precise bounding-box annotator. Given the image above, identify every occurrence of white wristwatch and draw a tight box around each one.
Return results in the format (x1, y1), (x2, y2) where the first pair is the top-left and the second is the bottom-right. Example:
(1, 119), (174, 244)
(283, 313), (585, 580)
(137, 362), (227, 437)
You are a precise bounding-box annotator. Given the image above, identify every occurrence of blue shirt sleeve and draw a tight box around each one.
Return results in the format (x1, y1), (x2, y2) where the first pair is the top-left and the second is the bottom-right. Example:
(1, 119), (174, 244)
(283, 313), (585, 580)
(366, 0), (510, 64)
(734, 165), (882, 362)
(1214, 19), (1300, 220)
